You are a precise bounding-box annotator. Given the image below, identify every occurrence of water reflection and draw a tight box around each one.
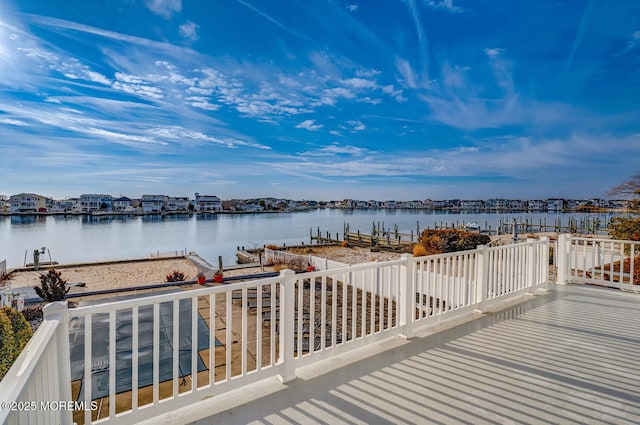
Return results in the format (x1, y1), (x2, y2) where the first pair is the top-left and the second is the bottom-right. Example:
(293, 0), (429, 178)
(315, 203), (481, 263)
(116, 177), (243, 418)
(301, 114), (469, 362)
(10, 215), (46, 225)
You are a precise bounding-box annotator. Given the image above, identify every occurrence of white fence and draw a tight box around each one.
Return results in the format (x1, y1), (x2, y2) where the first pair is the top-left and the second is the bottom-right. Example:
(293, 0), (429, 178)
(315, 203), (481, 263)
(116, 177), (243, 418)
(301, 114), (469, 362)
(1, 238), (549, 424)
(0, 303), (73, 425)
(264, 247), (348, 271)
(557, 234), (639, 291)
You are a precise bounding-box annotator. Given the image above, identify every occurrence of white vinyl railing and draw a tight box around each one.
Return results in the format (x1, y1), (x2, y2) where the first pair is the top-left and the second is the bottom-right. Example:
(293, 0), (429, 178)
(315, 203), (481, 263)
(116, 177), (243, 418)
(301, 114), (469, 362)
(0, 303), (73, 425)
(556, 234), (639, 291)
(1, 238), (550, 425)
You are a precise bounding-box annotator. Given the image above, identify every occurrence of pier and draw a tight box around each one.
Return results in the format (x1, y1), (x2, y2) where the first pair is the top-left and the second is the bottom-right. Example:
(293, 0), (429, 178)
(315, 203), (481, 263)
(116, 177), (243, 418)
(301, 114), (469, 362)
(308, 216), (613, 251)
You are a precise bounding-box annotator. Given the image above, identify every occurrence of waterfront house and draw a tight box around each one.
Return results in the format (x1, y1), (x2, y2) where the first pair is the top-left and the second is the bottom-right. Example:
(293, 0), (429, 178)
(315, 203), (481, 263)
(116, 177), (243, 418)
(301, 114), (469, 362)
(460, 200), (485, 210)
(112, 197), (134, 212)
(80, 194), (113, 212)
(194, 193), (222, 212)
(527, 199), (546, 211)
(0, 195), (8, 212)
(546, 198), (564, 212)
(565, 199), (586, 211)
(608, 199), (633, 209)
(9, 193), (48, 213)
(141, 195), (168, 213)
(422, 198), (434, 209)
(166, 196), (190, 212)
(50, 199), (77, 213)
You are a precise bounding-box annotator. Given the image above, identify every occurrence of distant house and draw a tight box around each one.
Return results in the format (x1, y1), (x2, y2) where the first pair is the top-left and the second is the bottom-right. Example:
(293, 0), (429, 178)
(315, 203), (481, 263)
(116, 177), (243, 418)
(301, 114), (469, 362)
(141, 195), (167, 213)
(194, 193), (222, 212)
(460, 200), (484, 210)
(0, 195), (8, 212)
(80, 194), (113, 212)
(51, 199), (77, 213)
(527, 200), (546, 211)
(422, 199), (434, 210)
(9, 193), (48, 213)
(546, 198), (564, 212)
(166, 197), (190, 212)
(113, 197), (134, 212)
(608, 199), (632, 209)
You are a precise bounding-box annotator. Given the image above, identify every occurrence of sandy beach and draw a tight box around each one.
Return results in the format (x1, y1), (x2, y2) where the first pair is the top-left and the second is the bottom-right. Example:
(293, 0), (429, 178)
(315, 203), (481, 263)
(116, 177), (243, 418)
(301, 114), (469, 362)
(7, 258), (200, 293)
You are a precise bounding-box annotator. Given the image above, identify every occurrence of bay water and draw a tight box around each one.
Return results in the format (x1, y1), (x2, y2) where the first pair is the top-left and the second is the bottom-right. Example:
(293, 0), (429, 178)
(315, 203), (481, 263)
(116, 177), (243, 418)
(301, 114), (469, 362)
(0, 210), (615, 269)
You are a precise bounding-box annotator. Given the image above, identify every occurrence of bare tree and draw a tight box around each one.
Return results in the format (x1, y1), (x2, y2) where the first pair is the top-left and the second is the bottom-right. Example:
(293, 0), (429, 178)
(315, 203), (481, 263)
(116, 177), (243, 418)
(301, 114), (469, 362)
(607, 171), (640, 199)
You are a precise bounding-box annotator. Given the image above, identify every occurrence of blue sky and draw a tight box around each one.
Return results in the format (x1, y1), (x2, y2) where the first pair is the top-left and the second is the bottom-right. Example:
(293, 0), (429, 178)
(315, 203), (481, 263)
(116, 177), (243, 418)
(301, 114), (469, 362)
(0, 0), (639, 201)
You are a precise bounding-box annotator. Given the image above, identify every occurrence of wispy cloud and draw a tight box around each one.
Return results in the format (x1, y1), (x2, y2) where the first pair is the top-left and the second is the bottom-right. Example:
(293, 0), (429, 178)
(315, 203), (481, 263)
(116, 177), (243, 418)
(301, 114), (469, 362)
(347, 4), (358, 13)
(296, 119), (323, 131)
(179, 21), (199, 42)
(145, 0), (182, 18)
(425, 0), (463, 13)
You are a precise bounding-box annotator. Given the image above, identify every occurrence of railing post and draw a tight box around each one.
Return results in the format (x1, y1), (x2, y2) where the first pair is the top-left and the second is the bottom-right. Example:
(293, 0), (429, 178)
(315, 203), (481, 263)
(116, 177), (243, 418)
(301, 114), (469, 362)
(398, 253), (414, 339)
(556, 234), (570, 285)
(42, 301), (73, 425)
(278, 269), (296, 383)
(540, 237), (550, 290)
(526, 238), (536, 291)
(474, 245), (489, 313)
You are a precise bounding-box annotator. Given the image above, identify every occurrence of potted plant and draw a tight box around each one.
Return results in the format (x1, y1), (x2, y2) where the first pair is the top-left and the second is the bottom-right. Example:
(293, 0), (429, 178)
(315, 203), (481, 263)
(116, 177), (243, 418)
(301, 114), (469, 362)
(213, 270), (223, 283)
(196, 272), (206, 285)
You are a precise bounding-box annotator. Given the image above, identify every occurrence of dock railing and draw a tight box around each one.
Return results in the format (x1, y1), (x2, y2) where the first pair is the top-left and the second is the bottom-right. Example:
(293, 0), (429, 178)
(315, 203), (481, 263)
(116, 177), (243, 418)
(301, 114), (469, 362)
(556, 234), (639, 291)
(1, 238), (549, 425)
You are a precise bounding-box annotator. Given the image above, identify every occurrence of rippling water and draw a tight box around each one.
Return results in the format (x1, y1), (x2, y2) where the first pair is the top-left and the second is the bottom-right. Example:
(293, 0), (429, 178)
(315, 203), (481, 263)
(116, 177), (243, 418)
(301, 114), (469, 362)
(0, 209), (615, 268)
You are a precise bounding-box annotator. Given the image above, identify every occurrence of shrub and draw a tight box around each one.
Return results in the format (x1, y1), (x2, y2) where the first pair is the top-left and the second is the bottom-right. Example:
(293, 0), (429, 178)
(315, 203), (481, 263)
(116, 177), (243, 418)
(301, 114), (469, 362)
(34, 268), (69, 302)
(0, 270), (15, 288)
(21, 304), (44, 322)
(0, 309), (15, 380)
(0, 307), (33, 380)
(412, 244), (428, 257)
(271, 258), (307, 272)
(609, 216), (640, 242)
(419, 229), (491, 254)
(1, 307), (32, 355)
(166, 270), (186, 282)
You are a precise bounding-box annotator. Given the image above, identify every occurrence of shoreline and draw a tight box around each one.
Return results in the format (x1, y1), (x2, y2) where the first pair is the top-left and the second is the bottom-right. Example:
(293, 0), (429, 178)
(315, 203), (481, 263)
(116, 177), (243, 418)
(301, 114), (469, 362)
(0, 207), (628, 218)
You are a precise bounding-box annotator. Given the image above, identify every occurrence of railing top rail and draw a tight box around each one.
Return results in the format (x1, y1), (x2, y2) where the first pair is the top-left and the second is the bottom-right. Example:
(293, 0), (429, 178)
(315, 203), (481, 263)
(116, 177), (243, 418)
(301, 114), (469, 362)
(0, 319), (60, 419)
(570, 236), (640, 245)
(487, 237), (549, 252)
(71, 275), (283, 316)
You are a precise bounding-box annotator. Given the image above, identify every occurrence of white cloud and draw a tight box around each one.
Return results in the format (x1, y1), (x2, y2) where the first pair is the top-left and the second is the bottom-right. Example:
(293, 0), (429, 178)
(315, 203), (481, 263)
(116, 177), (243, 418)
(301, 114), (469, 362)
(342, 77), (377, 89)
(395, 57), (417, 89)
(347, 120), (366, 131)
(425, 0), (463, 13)
(347, 4), (358, 12)
(179, 21), (199, 41)
(296, 119), (323, 131)
(0, 118), (28, 126)
(382, 84), (407, 102)
(145, 0), (182, 18)
(485, 48), (504, 58)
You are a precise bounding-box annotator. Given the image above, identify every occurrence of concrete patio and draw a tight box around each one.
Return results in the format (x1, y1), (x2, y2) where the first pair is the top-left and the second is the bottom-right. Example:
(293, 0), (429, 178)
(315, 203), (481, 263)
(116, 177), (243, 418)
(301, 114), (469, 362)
(149, 284), (640, 425)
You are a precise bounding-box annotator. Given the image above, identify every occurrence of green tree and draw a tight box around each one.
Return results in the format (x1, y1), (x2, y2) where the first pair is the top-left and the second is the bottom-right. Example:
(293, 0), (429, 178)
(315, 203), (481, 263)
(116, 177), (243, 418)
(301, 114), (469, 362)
(34, 268), (69, 302)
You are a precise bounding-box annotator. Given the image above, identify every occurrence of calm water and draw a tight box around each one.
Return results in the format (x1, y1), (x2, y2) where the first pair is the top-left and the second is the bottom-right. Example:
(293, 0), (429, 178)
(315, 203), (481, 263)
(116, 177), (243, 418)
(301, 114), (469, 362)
(0, 209), (616, 268)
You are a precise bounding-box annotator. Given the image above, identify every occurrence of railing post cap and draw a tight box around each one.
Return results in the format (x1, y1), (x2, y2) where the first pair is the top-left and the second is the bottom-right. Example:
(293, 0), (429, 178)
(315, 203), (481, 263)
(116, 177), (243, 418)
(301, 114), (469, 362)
(279, 268), (295, 277)
(43, 300), (68, 319)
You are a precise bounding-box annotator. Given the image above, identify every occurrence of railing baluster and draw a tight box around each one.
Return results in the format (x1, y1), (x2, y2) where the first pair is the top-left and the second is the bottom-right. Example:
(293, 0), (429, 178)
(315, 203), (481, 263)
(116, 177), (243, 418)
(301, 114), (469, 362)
(132, 306), (139, 410)
(172, 300), (179, 398)
(241, 288), (247, 375)
(191, 296), (198, 391)
(153, 303), (159, 404)
(109, 310), (116, 418)
(84, 315), (92, 425)
(225, 291), (232, 380)
(209, 293), (215, 386)
(342, 270), (348, 339)
(256, 286), (262, 369)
